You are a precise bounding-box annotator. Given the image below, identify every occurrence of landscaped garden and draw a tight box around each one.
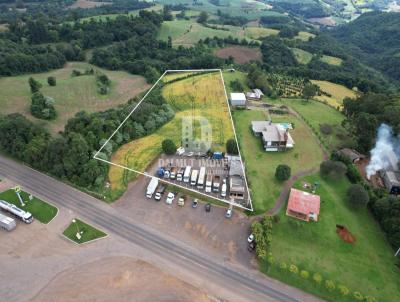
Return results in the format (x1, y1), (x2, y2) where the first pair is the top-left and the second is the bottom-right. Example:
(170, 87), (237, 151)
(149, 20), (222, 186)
(63, 218), (107, 244)
(262, 174), (400, 302)
(0, 188), (58, 224)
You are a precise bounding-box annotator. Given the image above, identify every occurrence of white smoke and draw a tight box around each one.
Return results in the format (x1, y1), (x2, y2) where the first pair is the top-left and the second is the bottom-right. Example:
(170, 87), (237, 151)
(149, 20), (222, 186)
(366, 124), (400, 179)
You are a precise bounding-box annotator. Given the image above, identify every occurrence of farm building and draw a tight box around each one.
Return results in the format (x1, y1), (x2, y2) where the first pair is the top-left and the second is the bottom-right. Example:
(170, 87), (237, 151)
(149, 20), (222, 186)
(251, 121), (294, 151)
(286, 188), (320, 222)
(381, 170), (400, 195)
(230, 93), (247, 107)
(337, 148), (365, 163)
(246, 89), (264, 100)
(229, 159), (245, 200)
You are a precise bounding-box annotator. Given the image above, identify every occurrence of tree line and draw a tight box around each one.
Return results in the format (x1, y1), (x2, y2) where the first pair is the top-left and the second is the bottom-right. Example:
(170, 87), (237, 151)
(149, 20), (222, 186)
(0, 87), (175, 190)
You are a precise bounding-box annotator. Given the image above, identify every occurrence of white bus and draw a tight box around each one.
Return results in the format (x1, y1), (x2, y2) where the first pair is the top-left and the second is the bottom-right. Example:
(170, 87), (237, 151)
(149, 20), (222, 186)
(183, 166), (192, 183)
(197, 167), (206, 189)
(190, 170), (199, 186)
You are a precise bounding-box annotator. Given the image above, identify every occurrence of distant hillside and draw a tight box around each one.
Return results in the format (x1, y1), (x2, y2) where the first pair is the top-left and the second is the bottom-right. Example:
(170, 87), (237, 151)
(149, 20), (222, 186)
(328, 11), (400, 82)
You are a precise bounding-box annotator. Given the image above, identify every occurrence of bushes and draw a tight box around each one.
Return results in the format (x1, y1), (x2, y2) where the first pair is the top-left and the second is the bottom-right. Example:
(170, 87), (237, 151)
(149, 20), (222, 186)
(275, 164), (291, 181)
(47, 76), (56, 86)
(226, 138), (238, 155)
(320, 160), (347, 180)
(28, 77), (42, 93)
(251, 215), (273, 261)
(30, 92), (57, 120)
(161, 139), (177, 155)
(96, 72), (111, 95)
(347, 184), (369, 206)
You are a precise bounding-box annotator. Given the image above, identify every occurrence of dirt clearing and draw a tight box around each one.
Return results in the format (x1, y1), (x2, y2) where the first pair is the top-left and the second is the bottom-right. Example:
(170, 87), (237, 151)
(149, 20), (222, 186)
(69, 0), (111, 9)
(215, 46), (262, 64)
(31, 257), (216, 302)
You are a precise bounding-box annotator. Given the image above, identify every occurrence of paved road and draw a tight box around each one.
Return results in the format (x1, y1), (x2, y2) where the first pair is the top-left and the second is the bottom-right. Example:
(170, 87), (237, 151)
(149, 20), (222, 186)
(0, 155), (320, 302)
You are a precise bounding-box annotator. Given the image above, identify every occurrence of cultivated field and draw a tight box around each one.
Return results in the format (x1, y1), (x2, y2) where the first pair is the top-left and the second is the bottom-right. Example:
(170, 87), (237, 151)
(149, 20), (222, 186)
(311, 80), (358, 109)
(69, 0), (111, 9)
(0, 62), (149, 134)
(233, 110), (324, 214)
(267, 174), (400, 302)
(215, 46), (262, 64)
(244, 27), (279, 39)
(109, 72), (235, 192)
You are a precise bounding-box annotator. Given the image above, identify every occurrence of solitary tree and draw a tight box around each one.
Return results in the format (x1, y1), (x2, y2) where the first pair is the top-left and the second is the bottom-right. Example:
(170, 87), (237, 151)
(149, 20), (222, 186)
(302, 83), (317, 100)
(28, 77), (42, 93)
(47, 76), (56, 86)
(275, 164), (291, 181)
(320, 160), (347, 180)
(226, 138), (239, 155)
(198, 11), (209, 24)
(347, 184), (369, 206)
(162, 139), (177, 155)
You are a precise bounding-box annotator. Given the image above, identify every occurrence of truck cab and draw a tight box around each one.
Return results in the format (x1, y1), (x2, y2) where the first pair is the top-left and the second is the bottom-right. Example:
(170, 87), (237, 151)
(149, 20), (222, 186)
(205, 174), (213, 193)
(154, 184), (166, 201)
(212, 175), (221, 192)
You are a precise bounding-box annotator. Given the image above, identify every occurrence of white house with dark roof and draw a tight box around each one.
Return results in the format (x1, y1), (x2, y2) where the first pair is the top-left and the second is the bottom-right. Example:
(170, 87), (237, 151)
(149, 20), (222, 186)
(251, 121), (294, 151)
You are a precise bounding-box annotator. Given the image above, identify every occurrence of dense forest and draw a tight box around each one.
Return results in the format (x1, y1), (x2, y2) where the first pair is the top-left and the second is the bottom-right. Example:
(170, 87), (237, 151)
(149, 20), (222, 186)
(328, 11), (400, 82)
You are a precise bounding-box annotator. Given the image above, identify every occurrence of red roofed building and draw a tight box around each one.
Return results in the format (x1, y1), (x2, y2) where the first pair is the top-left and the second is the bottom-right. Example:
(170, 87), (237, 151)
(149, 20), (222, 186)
(286, 188), (321, 222)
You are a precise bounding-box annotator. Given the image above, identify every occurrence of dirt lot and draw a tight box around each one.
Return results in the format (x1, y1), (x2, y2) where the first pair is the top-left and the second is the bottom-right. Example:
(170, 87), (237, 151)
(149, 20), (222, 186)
(215, 46), (262, 64)
(31, 257), (214, 302)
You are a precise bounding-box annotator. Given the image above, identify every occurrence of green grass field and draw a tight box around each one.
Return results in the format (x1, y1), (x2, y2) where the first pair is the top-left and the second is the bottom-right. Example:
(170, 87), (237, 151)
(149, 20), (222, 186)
(265, 174), (400, 302)
(320, 55), (343, 66)
(232, 110), (324, 213)
(0, 62), (149, 134)
(311, 80), (358, 109)
(0, 189), (58, 224)
(275, 99), (350, 151)
(292, 48), (313, 65)
(221, 70), (251, 94)
(63, 218), (107, 244)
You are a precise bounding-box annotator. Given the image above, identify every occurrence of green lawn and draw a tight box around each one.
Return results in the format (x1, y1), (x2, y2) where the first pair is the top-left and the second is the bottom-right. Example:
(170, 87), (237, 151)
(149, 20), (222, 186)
(292, 48), (313, 65)
(0, 62), (149, 134)
(275, 99), (351, 151)
(222, 70), (251, 94)
(265, 174), (400, 302)
(233, 109), (324, 213)
(63, 218), (107, 244)
(0, 189), (58, 224)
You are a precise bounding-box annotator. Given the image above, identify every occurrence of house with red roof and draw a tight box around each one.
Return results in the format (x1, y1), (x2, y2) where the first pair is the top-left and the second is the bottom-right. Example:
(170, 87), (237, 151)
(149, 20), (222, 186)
(286, 188), (321, 222)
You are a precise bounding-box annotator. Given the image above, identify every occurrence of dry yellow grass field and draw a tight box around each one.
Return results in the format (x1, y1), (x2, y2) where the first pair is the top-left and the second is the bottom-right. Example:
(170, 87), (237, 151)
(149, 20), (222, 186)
(109, 72), (235, 191)
(244, 27), (279, 39)
(311, 80), (358, 109)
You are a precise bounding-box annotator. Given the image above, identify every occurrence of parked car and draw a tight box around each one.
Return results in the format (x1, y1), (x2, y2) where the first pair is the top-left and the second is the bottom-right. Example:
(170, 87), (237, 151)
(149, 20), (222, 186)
(247, 234), (254, 243)
(192, 198), (198, 208)
(248, 241), (256, 252)
(205, 203), (211, 212)
(166, 192), (175, 205)
(178, 195), (186, 207)
(225, 207), (232, 218)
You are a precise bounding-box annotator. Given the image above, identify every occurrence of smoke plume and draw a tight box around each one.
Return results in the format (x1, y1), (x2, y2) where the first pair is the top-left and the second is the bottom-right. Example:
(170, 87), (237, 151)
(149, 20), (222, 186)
(366, 124), (400, 179)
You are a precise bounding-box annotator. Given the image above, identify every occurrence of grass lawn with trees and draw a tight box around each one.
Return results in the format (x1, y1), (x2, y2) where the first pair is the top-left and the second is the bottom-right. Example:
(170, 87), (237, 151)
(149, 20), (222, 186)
(276, 99), (352, 151)
(233, 109), (324, 213)
(265, 174), (400, 302)
(63, 218), (107, 244)
(292, 48), (313, 65)
(0, 189), (58, 224)
(0, 62), (149, 134)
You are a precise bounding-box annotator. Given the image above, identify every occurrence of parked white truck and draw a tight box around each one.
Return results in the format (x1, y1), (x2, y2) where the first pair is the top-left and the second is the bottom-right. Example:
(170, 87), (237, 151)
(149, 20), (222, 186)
(146, 177), (159, 198)
(190, 170), (199, 186)
(205, 174), (213, 193)
(183, 166), (192, 183)
(0, 212), (16, 231)
(197, 167), (206, 189)
(0, 199), (33, 224)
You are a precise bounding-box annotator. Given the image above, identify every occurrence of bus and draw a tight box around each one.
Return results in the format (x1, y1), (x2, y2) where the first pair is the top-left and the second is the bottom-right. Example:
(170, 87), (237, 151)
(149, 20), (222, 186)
(190, 170), (199, 186)
(183, 166), (192, 183)
(197, 167), (206, 189)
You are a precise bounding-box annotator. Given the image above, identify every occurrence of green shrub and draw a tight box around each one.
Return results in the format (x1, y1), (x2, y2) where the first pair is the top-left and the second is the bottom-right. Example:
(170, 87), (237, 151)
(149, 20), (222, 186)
(347, 184), (369, 206)
(325, 280), (335, 291)
(300, 270), (309, 279)
(226, 138), (239, 155)
(353, 291), (364, 301)
(279, 262), (287, 271)
(275, 164), (291, 181)
(161, 139), (177, 155)
(337, 284), (349, 296)
(289, 264), (298, 274)
(47, 76), (56, 86)
(313, 273), (322, 284)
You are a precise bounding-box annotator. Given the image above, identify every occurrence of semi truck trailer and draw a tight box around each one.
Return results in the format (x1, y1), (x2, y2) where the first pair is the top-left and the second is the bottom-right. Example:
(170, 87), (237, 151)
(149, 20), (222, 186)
(0, 199), (33, 224)
(146, 177), (159, 199)
(0, 212), (16, 231)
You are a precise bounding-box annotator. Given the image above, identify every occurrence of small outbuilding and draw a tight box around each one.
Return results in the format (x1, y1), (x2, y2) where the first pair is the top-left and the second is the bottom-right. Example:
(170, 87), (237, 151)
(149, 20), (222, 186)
(229, 159), (245, 200)
(381, 170), (400, 195)
(246, 89), (264, 101)
(230, 92), (247, 108)
(286, 188), (320, 222)
(337, 148), (365, 163)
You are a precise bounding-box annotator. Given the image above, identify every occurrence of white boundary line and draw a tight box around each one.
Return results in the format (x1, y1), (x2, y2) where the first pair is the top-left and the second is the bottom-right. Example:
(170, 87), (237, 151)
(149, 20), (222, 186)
(94, 69), (253, 211)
